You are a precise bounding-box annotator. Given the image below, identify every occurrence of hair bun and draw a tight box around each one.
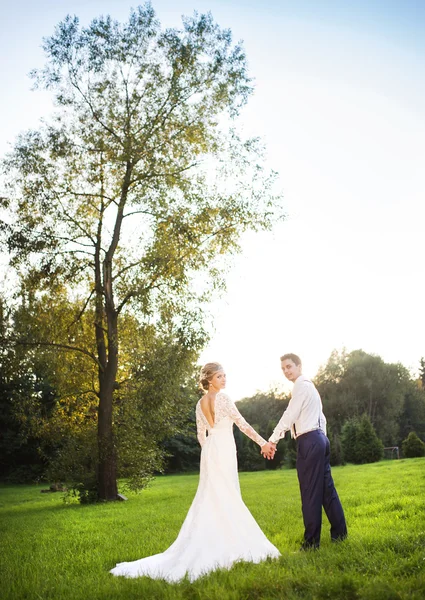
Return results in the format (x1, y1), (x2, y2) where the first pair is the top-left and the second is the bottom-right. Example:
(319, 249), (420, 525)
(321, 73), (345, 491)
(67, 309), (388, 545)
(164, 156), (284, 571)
(198, 362), (223, 391)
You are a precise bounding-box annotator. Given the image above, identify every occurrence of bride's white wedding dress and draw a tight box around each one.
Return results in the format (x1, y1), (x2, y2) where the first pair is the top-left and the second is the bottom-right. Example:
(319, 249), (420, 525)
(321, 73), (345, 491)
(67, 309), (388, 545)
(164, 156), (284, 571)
(110, 392), (280, 582)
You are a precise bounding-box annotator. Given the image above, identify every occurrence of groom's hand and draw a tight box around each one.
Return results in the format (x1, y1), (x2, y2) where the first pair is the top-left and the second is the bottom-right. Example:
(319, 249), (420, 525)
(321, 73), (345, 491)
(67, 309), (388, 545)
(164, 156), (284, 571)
(261, 442), (276, 460)
(269, 442), (277, 459)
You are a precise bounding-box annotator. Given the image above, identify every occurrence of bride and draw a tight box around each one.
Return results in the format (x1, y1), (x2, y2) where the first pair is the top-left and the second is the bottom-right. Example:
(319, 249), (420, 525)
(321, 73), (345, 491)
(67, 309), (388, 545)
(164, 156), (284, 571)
(110, 362), (280, 582)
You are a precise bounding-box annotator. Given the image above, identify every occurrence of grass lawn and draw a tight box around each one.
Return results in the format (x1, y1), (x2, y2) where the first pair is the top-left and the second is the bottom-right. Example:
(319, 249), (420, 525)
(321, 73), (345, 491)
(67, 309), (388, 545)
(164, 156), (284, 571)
(1, 458), (425, 599)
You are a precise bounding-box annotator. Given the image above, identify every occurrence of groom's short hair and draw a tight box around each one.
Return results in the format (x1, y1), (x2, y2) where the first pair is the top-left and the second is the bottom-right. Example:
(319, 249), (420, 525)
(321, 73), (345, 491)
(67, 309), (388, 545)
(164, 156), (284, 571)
(280, 353), (302, 366)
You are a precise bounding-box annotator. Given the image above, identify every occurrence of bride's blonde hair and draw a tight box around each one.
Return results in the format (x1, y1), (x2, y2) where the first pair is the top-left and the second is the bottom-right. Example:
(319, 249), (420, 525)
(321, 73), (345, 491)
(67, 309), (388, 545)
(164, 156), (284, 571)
(199, 362), (223, 391)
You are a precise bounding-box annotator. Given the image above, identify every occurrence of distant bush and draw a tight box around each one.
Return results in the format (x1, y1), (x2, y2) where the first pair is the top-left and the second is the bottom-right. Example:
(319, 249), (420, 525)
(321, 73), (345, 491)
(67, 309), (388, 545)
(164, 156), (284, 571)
(329, 431), (345, 466)
(402, 432), (425, 458)
(340, 419), (358, 463)
(341, 414), (383, 464)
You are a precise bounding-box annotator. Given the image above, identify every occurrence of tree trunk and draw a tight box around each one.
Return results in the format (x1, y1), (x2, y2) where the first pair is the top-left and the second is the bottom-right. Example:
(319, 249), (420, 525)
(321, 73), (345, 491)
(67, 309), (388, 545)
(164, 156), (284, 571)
(97, 371), (118, 500)
(96, 257), (120, 501)
(95, 160), (130, 501)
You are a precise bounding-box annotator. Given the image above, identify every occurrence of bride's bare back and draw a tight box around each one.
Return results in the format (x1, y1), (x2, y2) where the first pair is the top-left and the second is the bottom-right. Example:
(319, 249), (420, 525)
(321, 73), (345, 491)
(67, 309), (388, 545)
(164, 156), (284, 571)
(200, 394), (215, 428)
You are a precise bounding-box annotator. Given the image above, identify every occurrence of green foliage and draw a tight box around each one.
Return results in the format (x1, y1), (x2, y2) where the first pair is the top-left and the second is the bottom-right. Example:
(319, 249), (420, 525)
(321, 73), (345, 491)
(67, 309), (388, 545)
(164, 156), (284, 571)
(1, 291), (101, 491)
(0, 296), (54, 482)
(341, 414), (383, 464)
(340, 419), (357, 463)
(328, 427), (345, 466)
(162, 402), (200, 472)
(2, 4), (282, 295)
(234, 425), (266, 471)
(398, 386), (425, 446)
(419, 358), (425, 388)
(315, 349), (421, 446)
(402, 431), (425, 458)
(355, 414), (384, 463)
(285, 436), (297, 469)
(46, 425), (99, 503)
(1, 289), (202, 497)
(162, 430), (200, 472)
(113, 326), (202, 491)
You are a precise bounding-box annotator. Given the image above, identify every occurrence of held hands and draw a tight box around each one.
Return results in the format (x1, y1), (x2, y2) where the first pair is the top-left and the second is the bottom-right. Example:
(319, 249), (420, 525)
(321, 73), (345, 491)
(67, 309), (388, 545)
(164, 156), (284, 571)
(261, 442), (276, 460)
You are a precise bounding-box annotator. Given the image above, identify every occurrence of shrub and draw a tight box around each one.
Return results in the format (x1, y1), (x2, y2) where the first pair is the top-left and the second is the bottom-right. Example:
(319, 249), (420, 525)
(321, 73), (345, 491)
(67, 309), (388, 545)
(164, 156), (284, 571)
(340, 419), (358, 463)
(402, 431), (425, 458)
(285, 437), (297, 469)
(341, 414), (383, 464)
(355, 414), (384, 463)
(329, 431), (345, 466)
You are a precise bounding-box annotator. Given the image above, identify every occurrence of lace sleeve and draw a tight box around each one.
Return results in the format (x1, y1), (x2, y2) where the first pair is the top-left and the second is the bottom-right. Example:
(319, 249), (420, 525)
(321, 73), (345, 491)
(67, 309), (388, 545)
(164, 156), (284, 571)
(196, 403), (207, 447)
(222, 394), (267, 447)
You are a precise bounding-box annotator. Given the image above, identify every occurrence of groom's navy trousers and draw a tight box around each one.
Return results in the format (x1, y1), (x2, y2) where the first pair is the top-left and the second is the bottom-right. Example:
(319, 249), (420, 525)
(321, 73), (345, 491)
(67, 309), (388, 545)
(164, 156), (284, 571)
(296, 429), (347, 548)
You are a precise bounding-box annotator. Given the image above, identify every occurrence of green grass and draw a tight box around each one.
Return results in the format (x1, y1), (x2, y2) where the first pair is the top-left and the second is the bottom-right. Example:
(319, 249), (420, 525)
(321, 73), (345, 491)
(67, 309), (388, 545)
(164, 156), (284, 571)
(1, 459), (425, 599)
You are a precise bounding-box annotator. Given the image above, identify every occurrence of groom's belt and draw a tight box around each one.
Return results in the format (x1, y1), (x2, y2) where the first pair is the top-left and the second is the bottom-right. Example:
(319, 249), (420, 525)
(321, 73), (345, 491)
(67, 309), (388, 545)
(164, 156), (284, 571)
(294, 426), (320, 439)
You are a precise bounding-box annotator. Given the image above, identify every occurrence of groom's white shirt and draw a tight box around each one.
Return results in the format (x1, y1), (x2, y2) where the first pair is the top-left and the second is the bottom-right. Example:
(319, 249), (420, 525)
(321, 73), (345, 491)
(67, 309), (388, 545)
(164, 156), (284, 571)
(269, 374), (327, 443)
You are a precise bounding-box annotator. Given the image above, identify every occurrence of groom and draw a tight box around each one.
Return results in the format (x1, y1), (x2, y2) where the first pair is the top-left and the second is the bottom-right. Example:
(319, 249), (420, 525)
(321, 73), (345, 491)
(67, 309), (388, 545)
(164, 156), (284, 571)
(263, 353), (347, 550)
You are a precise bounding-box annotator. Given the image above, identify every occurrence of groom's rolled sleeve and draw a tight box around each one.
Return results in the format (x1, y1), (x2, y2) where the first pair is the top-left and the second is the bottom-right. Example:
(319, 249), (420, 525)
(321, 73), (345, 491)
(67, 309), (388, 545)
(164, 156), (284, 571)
(268, 384), (309, 444)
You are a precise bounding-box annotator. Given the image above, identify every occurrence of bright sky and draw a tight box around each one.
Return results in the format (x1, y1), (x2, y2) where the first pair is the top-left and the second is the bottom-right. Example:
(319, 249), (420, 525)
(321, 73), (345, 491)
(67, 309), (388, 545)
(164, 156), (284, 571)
(1, 1), (424, 399)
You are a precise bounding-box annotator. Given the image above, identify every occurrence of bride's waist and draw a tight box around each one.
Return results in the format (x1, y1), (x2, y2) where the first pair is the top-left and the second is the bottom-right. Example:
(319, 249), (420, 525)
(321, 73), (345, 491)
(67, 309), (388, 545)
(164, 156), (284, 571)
(207, 427), (232, 437)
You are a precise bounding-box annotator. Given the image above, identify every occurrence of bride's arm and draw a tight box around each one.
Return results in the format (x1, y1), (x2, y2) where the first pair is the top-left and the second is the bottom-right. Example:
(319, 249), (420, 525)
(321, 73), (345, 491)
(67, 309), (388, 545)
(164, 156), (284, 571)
(222, 394), (267, 447)
(196, 404), (207, 447)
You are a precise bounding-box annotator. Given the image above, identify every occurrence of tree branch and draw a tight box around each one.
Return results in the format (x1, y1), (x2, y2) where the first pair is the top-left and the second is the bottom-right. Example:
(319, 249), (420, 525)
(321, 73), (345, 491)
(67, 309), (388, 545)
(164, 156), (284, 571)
(122, 209), (158, 219)
(51, 234), (97, 249)
(67, 288), (96, 330)
(67, 68), (124, 146)
(54, 193), (97, 246)
(129, 161), (199, 185)
(66, 190), (117, 205)
(113, 260), (143, 282)
(1, 338), (103, 370)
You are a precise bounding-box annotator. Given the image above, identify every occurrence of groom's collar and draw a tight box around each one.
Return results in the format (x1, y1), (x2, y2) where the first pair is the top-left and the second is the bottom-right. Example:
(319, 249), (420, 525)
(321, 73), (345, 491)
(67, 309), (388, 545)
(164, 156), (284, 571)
(294, 374), (310, 385)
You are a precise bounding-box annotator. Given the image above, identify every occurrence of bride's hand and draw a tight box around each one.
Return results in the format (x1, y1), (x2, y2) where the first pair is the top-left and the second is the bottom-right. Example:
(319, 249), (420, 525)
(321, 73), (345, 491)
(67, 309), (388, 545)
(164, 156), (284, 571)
(261, 442), (275, 460)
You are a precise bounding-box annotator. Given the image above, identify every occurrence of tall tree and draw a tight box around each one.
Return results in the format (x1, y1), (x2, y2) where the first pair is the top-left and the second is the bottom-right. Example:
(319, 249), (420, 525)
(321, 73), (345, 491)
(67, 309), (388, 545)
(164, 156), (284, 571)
(419, 358), (425, 389)
(315, 349), (412, 445)
(0, 5), (282, 500)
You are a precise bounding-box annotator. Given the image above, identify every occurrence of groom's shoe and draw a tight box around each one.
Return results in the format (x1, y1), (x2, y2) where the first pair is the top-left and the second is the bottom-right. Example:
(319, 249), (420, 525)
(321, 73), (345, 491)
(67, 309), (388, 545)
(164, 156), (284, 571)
(331, 533), (347, 544)
(299, 542), (319, 551)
